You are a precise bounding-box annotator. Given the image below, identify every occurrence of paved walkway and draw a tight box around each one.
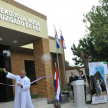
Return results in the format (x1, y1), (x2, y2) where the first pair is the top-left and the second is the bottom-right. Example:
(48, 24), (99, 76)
(61, 94), (108, 108)
(0, 99), (53, 108)
(61, 101), (108, 108)
(1, 100), (108, 108)
(1, 95), (108, 108)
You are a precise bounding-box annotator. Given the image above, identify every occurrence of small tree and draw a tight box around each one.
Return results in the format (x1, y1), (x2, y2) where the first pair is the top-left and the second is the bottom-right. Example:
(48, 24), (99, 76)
(71, 0), (108, 65)
(65, 60), (69, 66)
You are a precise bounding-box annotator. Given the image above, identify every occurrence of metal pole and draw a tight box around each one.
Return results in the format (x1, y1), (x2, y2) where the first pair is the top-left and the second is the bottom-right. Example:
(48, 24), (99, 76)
(54, 26), (61, 88)
(62, 47), (66, 84)
(59, 29), (66, 84)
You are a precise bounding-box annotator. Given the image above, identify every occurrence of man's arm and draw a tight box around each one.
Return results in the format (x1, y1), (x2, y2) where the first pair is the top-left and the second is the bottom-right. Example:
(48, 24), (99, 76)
(3, 68), (17, 80)
(22, 78), (30, 91)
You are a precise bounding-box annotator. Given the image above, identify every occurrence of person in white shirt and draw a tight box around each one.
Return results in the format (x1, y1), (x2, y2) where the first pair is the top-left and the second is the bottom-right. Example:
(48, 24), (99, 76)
(3, 68), (34, 108)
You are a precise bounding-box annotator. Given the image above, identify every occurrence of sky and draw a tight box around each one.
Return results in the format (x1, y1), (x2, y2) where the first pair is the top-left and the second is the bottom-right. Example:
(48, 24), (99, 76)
(15, 0), (99, 66)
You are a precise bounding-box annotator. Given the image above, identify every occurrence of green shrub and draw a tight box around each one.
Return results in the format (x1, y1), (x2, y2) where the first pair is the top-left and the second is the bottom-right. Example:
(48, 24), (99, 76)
(31, 94), (38, 99)
(62, 83), (71, 92)
(30, 87), (38, 99)
(54, 89), (56, 96)
(54, 83), (72, 96)
(86, 100), (92, 104)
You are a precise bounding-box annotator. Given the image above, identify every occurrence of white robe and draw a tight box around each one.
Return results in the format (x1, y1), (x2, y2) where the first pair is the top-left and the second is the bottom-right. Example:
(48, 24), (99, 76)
(6, 72), (34, 108)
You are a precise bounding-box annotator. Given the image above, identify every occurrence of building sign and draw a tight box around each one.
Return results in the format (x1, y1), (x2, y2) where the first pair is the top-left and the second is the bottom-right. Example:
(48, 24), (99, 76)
(0, 7), (40, 32)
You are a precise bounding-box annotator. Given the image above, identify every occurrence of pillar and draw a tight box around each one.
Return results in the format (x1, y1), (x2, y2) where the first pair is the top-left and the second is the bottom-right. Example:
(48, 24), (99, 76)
(33, 38), (55, 101)
(59, 54), (65, 88)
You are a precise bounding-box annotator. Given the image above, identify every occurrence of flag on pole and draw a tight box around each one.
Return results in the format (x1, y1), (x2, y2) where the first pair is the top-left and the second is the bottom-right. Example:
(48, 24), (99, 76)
(55, 29), (60, 49)
(54, 64), (62, 102)
(60, 30), (66, 49)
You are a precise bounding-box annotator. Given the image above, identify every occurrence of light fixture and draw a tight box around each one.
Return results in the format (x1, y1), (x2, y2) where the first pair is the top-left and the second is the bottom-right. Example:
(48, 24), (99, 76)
(0, 38), (3, 41)
(13, 40), (17, 43)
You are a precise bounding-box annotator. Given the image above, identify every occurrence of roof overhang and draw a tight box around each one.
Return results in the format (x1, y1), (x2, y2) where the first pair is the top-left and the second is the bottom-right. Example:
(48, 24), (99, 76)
(0, 26), (39, 52)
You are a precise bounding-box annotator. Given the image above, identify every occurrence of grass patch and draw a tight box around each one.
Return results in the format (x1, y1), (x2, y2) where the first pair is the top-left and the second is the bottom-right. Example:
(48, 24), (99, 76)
(31, 94), (38, 99)
(86, 100), (92, 104)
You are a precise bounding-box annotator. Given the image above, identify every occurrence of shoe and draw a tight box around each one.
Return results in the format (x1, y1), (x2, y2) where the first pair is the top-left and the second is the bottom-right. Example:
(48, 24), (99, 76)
(73, 100), (74, 102)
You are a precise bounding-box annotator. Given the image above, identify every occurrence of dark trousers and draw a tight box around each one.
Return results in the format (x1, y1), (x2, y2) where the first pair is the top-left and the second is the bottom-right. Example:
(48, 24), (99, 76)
(84, 85), (86, 102)
(71, 86), (74, 99)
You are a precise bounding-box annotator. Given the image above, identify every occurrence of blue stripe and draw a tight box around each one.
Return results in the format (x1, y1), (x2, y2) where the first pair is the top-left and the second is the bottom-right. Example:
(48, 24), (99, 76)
(54, 79), (56, 87)
(56, 42), (60, 49)
(55, 35), (60, 49)
(60, 35), (64, 40)
(59, 92), (62, 102)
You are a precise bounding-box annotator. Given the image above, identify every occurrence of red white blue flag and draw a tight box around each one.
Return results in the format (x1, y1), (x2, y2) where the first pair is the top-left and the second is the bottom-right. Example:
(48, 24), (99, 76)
(55, 29), (60, 49)
(54, 65), (62, 102)
(60, 30), (66, 49)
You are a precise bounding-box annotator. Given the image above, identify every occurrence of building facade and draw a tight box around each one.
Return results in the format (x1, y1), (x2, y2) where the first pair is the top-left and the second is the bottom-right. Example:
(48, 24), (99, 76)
(0, 0), (65, 102)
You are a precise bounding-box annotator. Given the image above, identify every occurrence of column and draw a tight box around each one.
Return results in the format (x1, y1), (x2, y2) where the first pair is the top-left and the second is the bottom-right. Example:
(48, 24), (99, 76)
(33, 38), (55, 101)
(59, 54), (65, 88)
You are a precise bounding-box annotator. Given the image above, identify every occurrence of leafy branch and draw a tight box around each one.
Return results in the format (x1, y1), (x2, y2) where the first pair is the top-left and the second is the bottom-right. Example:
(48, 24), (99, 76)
(71, 0), (108, 65)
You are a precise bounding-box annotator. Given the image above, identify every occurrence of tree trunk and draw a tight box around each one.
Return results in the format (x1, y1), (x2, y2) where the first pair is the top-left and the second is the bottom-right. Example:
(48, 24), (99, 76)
(79, 51), (92, 101)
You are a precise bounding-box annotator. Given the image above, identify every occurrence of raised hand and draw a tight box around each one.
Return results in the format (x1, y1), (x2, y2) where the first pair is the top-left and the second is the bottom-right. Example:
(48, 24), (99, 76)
(3, 68), (7, 73)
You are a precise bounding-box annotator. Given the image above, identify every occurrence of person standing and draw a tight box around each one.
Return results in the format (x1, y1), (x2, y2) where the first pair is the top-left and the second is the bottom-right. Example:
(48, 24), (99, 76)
(78, 70), (86, 102)
(69, 71), (78, 101)
(3, 68), (34, 108)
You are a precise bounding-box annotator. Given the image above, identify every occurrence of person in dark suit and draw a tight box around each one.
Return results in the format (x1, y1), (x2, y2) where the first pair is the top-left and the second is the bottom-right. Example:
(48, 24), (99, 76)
(78, 70), (86, 102)
(69, 71), (78, 101)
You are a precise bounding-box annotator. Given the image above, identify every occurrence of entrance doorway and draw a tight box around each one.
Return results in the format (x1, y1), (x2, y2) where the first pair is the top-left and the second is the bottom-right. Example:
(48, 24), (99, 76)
(0, 44), (13, 102)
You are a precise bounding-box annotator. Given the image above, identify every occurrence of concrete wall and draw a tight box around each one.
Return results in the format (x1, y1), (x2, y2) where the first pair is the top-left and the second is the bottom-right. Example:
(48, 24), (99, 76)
(66, 68), (89, 87)
(49, 38), (62, 54)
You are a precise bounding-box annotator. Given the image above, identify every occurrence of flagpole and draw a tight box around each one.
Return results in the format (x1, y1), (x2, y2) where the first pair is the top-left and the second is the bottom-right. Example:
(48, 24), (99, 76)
(62, 46), (66, 84)
(59, 29), (66, 84)
(54, 26), (61, 89)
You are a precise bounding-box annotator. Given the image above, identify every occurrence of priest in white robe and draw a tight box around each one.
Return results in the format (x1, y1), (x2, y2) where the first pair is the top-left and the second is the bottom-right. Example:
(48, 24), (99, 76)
(3, 68), (34, 108)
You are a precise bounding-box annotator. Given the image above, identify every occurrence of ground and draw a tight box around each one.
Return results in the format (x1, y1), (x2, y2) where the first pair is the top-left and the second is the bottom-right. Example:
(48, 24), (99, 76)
(61, 101), (108, 108)
(1, 99), (108, 108)
(61, 94), (108, 108)
(0, 95), (108, 108)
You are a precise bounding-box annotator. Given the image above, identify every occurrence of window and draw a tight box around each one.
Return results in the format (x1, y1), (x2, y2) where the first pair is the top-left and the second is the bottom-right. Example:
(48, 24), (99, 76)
(24, 60), (36, 86)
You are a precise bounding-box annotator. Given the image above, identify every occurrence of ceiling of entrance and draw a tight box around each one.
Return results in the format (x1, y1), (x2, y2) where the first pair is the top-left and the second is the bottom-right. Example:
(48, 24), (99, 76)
(0, 26), (39, 52)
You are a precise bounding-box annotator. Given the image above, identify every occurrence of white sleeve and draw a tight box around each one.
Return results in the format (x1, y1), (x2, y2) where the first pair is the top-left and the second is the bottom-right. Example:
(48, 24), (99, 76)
(23, 78), (30, 91)
(6, 72), (17, 80)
